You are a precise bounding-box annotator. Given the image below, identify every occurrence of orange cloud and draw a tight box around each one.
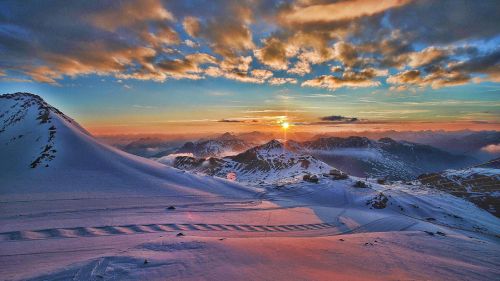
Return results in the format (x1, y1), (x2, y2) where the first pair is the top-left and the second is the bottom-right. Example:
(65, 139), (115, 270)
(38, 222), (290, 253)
(302, 68), (386, 90)
(279, 0), (411, 25)
(183, 16), (201, 37)
(254, 37), (289, 70)
(89, 0), (174, 31)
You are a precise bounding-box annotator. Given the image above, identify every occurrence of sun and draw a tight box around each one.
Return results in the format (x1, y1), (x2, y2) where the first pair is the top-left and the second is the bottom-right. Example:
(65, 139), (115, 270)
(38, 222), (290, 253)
(281, 121), (290, 129)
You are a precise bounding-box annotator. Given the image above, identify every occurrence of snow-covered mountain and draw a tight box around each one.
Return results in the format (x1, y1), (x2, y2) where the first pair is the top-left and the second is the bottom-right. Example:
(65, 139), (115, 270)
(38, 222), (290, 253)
(0, 93), (253, 200)
(2, 93), (499, 281)
(418, 158), (500, 217)
(160, 135), (478, 183)
(301, 136), (476, 180)
(174, 132), (251, 158)
(160, 139), (334, 184)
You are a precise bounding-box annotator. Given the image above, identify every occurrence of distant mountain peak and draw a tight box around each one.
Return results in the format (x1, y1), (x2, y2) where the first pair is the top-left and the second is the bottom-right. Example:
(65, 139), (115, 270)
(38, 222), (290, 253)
(175, 132), (250, 158)
(216, 132), (238, 141)
(258, 139), (283, 150)
(378, 137), (397, 144)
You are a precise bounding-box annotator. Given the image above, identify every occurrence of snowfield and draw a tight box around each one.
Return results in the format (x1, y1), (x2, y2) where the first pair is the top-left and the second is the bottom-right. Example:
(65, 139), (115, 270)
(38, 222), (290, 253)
(1, 93), (499, 281)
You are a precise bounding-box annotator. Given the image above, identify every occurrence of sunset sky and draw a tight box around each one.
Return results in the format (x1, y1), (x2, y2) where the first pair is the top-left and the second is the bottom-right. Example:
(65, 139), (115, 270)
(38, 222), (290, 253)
(0, 0), (499, 135)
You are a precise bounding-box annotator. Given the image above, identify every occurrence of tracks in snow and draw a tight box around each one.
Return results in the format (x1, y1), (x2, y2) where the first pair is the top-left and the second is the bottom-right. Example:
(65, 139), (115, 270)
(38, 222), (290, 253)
(0, 221), (339, 242)
(0, 215), (420, 243)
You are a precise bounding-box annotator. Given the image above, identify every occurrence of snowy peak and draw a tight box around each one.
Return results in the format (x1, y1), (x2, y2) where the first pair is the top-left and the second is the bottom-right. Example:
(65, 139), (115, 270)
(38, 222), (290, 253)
(1, 93), (78, 130)
(0, 92), (81, 169)
(250, 139), (285, 154)
(216, 132), (238, 141)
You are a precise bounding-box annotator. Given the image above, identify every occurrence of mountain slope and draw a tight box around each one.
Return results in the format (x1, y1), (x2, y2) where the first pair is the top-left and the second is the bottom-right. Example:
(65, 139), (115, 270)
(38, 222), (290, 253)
(0, 93), (254, 200)
(301, 136), (476, 180)
(161, 140), (334, 184)
(418, 158), (500, 217)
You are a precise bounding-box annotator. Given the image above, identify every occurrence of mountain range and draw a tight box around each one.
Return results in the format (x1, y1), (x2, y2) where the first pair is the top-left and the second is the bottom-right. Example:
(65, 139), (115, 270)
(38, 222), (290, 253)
(161, 134), (477, 182)
(160, 139), (334, 185)
(300, 136), (476, 180)
(1, 92), (499, 281)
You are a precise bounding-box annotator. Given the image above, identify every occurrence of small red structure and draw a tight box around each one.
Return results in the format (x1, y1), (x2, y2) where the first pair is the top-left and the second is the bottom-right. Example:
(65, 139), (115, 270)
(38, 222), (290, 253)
(226, 172), (237, 181)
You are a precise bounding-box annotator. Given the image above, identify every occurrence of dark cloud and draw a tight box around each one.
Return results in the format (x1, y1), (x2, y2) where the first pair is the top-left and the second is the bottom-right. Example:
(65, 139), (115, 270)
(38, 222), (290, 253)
(254, 37), (289, 70)
(450, 49), (500, 82)
(387, 49), (500, 89)
(218, 119), (244, 123)
(388, 0), (500, 44)
(320, 115), (359, 123)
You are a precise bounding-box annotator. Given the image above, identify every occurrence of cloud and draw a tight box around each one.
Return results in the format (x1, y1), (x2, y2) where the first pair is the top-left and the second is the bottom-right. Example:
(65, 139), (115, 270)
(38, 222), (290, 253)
(205, 56), (268, 84)
(333, 41), (359, 67)
(288, 59), (311, 76)
(407, 47), (449, 68)
(269, 77), (297, 85)
(88, 0), (175, 31)
(450, 49), (500, 82)
(278, 0), (411, 25)
(0, 0), (499, 92)
(193, 17), (255, 59)
(320, 115), (359, 123)
(481, 144), (500, 154)
(157, 53), (217, 79)
(218, 119), (244, 123)
(140, 25), (180, 47)
(388, 0), (500, 44)
(254, 37), (289, 70)
(387, 66), (472, 90)
(184, 39), (199, 48)
(302, 68), (386, 90)
(251, 69), (273, 80)
(183, 17), (200, 37)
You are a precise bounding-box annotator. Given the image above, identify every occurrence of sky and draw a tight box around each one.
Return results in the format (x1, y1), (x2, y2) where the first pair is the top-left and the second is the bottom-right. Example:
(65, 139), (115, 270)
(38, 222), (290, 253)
(0, 0), (499, 135)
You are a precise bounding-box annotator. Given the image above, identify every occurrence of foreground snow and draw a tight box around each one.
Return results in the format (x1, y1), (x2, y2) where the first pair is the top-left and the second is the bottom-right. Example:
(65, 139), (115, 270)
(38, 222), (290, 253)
(2, 176), (499, 281)
(2, 232), (498, 281)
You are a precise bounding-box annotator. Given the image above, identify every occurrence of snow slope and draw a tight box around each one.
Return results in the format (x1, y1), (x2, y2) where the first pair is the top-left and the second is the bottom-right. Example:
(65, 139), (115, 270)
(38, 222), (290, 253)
(418, 158), (500, 217)
(1, 93), (499, 281)
(0, 93), (255, 201)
